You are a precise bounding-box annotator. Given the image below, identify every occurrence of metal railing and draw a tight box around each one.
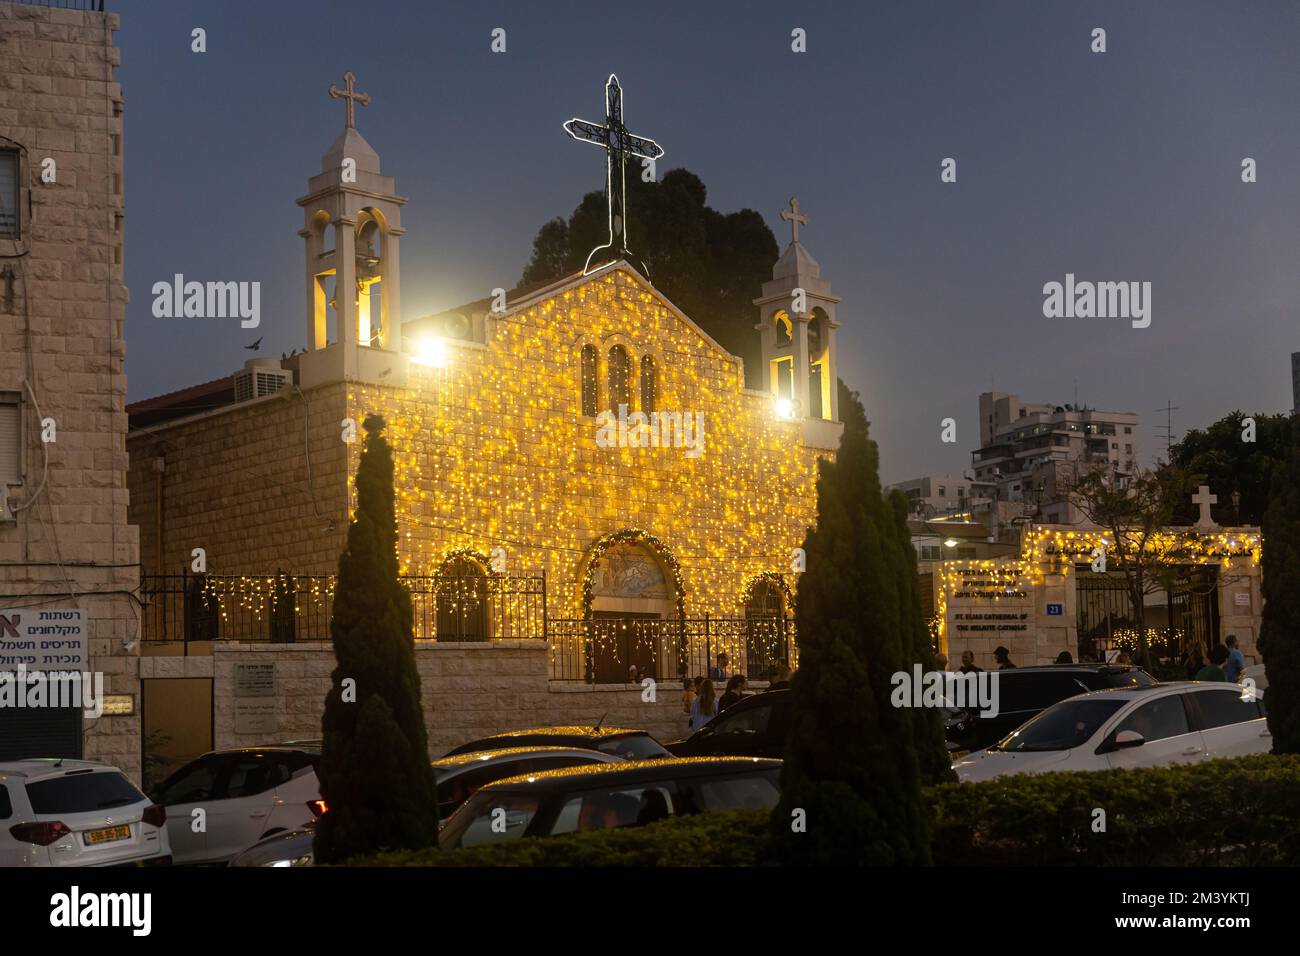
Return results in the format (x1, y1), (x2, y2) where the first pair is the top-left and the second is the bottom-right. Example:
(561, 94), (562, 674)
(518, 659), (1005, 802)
(140, 572), (796, 685)
(546, 615), (795, 684)
(140, 571), (547, 650)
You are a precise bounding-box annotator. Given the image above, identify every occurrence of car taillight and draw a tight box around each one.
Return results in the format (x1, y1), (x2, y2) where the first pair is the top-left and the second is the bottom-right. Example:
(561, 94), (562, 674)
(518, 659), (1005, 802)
(9, 821), (71, 846)
(142, 804), (166, 828)
(307, 799), (328, 817)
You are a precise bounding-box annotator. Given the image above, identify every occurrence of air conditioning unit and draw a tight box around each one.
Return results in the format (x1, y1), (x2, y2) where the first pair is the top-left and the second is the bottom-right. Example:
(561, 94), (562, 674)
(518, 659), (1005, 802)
(233, 359), (291, 403)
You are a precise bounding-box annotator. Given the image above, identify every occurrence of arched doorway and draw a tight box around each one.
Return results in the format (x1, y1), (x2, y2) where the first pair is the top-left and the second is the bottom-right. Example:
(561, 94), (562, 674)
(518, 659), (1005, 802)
(589, 541), (675, 682)
(436, 555), (490, 642)
(743, 575), (791, 676)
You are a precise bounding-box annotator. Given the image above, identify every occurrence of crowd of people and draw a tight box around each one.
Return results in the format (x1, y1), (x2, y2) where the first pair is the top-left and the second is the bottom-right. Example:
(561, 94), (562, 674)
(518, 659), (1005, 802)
(939, 633), (1249, 683)
(680, 651), (796, 733)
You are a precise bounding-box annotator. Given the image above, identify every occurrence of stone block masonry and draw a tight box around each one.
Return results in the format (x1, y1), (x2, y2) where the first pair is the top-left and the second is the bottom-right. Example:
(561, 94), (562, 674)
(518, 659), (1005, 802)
(210, 642), (691, 755)
(0, 3), (140, 777)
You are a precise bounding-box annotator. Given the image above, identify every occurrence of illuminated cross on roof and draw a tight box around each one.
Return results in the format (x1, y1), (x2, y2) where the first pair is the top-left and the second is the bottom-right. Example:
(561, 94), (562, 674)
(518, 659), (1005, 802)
(328, 71), (371, 130)
(564, 74), (665, 276)
(780, 196), (808, 244)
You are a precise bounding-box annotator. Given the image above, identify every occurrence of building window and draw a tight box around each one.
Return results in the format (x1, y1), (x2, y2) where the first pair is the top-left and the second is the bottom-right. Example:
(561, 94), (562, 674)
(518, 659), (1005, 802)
(0, 391), (21, 488)
(956, 547), (977, 560)
(607, 345), (630, 413)
(1124, 426), (1132, 434)
(580, 344), (598, 417)
(639, 354), (656, 415)
(938, 486), (946, 496)
(0, 151), (18, 239)
(774, 311), (792, 346)
(920, 545), (941, 560)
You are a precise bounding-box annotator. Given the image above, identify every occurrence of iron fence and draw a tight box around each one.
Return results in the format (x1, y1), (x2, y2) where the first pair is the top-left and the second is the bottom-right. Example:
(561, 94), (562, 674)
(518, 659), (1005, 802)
(140, 571), (546, 650)
(546, 615), (795, 684)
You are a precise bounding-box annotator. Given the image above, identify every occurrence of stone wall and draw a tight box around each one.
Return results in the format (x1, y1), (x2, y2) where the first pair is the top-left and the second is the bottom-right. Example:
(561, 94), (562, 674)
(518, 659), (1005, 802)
(137, 642), (691, 756)
(0, 2), (140, 776)
(127, 383), (349, 577)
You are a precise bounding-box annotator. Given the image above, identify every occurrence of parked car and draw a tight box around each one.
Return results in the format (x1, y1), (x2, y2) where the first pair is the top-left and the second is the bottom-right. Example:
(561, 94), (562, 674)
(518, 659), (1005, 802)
(150, 746), (322, 864)
(666, 689), (791, 758)
(443, 725), (671, 760)
(945, 664), (1156, 756)
(229, 745), (621, 866)
(954, 681), (1271, 782)
(438, 756), (782, 850)
(1, 759), (170, 867)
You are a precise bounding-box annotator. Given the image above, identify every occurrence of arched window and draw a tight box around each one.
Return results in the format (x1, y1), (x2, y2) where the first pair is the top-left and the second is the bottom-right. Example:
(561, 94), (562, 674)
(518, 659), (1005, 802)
(808, 308), (826, 356)
(640, 354), (657, 415)
(774, 310), (792, 346)
(580, 344), (599, 417)
(744, 578), (790, 676)
(436, 556), (489, 642)
(607, 345), (630, 413)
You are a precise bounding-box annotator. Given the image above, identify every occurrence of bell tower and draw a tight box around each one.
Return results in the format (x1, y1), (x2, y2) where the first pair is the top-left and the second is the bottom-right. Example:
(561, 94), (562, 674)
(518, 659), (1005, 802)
(753, 197), (841, 426)
(296, 72), (408, 387)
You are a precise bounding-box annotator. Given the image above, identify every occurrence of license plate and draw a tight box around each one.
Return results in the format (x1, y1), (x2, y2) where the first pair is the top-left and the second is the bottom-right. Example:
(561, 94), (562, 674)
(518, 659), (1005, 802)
(84, 824), (131, 846)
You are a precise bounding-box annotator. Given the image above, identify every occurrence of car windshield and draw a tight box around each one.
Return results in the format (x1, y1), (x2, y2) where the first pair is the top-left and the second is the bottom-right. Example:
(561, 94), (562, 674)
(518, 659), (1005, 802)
(993, 698), (1127, 752)
(439, 790), (541, 850)
(27, 771), (146, 814)
(597, 735), (669, 759)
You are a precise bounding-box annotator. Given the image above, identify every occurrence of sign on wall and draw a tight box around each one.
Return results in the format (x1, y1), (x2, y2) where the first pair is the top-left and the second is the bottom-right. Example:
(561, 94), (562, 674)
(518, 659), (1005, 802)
(1046, 603), (1063, 616)
(233, 662), (277, 735)
(0, 607), (86, 671)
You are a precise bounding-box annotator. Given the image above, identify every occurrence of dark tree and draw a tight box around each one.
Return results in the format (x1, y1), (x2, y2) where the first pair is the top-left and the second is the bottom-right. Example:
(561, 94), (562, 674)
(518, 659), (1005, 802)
(519, 168), (778, 387)
(769, 380), (941, 865)
(1260, 418), (1300, 753)
(314, 415), (438, 863)
(1166, 411), (1292, 526)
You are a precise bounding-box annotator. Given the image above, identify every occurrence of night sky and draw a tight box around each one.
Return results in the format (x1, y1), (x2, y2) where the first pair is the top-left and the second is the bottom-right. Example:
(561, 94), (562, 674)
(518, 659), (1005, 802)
(112, 0), (1300, 484)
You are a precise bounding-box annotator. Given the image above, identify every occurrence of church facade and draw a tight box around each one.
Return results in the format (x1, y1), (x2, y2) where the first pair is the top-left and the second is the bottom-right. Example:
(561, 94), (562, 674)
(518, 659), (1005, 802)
(124, 75), (842, 771)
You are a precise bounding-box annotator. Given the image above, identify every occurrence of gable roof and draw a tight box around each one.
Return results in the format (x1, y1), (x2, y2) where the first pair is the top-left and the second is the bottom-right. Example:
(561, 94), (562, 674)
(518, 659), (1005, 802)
(487, 261), (742, 366)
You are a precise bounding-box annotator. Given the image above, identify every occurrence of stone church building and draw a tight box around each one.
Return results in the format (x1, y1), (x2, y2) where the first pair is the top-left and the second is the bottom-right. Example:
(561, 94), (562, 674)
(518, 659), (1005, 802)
(124, 75), (844, 774)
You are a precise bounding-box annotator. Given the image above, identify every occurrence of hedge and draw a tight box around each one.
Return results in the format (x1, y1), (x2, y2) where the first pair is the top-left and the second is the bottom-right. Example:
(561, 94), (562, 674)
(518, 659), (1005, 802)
(357, 808), (771, 867)
(928, 754), (1300, 866)
(348, 755), (1300, 866)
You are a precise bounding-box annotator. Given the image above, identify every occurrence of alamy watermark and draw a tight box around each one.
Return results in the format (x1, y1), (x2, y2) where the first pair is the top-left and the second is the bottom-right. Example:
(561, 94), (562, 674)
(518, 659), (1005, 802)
(151, 274), (260, 328)
(0, 666), (105, 718)
(890, 665), (1000, 718)
(1042, 273), (1150, 329)
(596, 403), (705, 458)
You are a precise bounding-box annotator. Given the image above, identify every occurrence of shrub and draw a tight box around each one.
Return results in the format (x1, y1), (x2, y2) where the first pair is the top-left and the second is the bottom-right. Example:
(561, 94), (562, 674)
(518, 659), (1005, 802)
(353, 808), (771, 867)
(928, 755), (1300, 865)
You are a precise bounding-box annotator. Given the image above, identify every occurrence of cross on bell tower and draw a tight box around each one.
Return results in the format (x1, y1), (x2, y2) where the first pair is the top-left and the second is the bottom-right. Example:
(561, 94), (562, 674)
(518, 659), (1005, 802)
(564, 74), (665, 276)
(328, 71), (371, 130)
(295, 71), (407, 388)
(780, 197), (808, 244)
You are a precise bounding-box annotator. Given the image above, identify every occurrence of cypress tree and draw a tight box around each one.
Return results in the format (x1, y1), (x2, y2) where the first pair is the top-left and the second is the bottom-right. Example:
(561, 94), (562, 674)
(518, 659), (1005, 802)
(1260, 418), (1300, 753)
(769, 382), (938, 865)
(314, 415), (438, 862)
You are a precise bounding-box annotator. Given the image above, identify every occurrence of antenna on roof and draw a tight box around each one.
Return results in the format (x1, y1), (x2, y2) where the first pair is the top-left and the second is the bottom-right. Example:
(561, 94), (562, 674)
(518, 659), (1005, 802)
(593, 712), (607, 733)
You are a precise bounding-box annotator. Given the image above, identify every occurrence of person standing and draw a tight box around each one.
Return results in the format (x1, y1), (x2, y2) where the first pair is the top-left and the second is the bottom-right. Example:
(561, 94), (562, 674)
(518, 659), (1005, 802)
(994, 646), (1017, 670)
(767, 665), (794, 691)
(959, 650), (983, 674)
(690, 679), (718, 732)
(1224, 635), (1247, 683)
(718, 674), (747, 711)
(1195, 644), (1231, 682)
(681, 677), (695, 720)
(709, 652), (729, 682)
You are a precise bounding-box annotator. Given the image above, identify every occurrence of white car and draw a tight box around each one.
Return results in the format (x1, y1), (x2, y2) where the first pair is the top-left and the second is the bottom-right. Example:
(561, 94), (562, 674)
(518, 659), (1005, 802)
(0, 759), (170, 867)
(150, 747), (322, 864)
(954, 682), (1271, 783)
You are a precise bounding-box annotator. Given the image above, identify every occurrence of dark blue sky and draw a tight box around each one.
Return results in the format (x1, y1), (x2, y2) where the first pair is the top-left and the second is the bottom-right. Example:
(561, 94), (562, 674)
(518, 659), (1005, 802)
(113, 0), (1300, 483)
